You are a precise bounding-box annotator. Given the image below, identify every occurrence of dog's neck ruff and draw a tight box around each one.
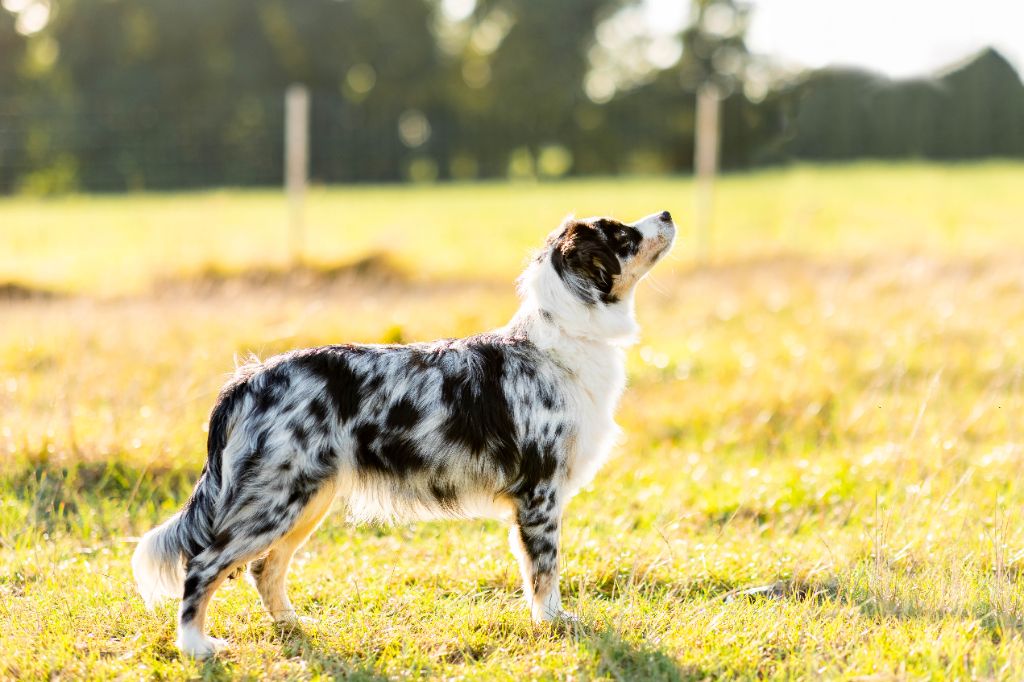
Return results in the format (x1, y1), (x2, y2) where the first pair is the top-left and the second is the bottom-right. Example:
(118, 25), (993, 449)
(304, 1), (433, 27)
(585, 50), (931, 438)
(500, 254), (636, 423)
(510, 255), (640, 349)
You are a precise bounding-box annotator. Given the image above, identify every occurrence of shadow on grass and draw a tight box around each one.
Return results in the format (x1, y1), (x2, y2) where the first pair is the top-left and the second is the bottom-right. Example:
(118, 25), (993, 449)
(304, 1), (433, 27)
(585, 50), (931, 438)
(266, 616), (702, 681)
(575, 623), (706, 681)
(197, 655), (386, 682)
(161, 626), (388, 681)
(271, 624), (392, 681)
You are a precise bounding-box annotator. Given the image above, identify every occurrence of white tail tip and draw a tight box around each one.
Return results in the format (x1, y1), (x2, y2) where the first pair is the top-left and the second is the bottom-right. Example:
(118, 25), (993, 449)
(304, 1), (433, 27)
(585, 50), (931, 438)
(131, 516), (186, 609)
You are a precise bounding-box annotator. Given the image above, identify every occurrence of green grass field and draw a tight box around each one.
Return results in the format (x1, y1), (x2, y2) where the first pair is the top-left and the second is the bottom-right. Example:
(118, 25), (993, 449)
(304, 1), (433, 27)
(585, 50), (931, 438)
(2, 163), (1023, 679)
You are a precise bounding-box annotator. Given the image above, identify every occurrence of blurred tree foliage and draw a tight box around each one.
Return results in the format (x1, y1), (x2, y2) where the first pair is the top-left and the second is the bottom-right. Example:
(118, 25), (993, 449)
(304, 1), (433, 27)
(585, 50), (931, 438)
(0, 9), (30, 191)
(768, 49), (1024, 162)
(0, 0), (1021, 192)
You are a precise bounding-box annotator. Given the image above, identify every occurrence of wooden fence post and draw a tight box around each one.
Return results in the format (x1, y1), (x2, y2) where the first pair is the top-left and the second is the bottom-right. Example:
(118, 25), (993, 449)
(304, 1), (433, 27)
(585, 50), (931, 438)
(285, 84), (310, 268)
(694, 82), (720, 263)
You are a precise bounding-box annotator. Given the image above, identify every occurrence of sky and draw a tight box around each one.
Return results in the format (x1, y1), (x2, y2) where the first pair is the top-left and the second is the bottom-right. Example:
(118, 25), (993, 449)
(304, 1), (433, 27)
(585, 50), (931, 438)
(644, 0), (1024, 78)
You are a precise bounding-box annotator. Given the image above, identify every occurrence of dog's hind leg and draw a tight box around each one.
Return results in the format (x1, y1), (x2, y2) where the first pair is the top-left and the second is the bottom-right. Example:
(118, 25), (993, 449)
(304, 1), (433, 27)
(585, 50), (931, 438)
(249, 483), (335, 624)
(176, 476), (334, 658)
(509, 483), (569, 622)
(176, 553), (240, 658)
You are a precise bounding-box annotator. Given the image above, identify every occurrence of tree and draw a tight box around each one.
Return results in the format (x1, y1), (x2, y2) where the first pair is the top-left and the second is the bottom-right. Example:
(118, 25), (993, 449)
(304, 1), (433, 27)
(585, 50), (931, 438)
(444, 0), (637, 178)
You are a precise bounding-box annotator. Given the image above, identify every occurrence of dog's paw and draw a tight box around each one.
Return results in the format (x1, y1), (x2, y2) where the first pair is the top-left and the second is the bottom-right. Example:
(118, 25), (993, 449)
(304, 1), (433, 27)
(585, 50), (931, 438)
(177, 628), (228, 659)
(534, 609), (581, 635)
(179, 636), (227, 659)
(532, 605), (579, 625)
(273, 612), (316, 628)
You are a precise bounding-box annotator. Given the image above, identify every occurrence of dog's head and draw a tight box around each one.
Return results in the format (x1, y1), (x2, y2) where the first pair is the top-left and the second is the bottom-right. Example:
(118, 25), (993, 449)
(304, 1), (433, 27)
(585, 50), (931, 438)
(546, 211), (676, 305)
(516, 211), (675, 343)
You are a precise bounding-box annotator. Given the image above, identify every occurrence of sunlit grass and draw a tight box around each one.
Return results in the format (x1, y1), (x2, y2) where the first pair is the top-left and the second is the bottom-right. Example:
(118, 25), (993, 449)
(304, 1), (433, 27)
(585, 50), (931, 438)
(1, 163), (1024, 679)
(2, 162), (1024, 295)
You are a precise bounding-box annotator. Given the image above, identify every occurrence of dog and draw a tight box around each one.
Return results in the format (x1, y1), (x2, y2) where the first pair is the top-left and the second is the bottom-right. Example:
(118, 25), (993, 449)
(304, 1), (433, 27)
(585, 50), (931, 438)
(132, 211), (676, 657)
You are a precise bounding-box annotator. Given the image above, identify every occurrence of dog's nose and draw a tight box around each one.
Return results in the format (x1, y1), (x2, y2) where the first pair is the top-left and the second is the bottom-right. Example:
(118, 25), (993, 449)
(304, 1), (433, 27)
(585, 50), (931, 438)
(659, 210), (672, 222)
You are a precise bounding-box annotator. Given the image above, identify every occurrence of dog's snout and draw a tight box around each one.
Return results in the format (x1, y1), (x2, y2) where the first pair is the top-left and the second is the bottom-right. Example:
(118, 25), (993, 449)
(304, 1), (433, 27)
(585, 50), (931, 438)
(658, 210), (672, 223)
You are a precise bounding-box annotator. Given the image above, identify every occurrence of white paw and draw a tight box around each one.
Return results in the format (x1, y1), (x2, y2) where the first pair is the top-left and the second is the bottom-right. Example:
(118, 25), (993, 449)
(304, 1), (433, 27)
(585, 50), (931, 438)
(177, 627), (228, 659)
(269, 609), (299, 623)
(532, 605), (579, 624)
(273, 612), (315, 627)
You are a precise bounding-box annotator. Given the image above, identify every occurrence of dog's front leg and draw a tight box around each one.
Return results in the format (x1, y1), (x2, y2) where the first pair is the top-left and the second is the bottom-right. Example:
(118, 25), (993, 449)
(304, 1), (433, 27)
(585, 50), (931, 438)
(509, 484), (572, 622)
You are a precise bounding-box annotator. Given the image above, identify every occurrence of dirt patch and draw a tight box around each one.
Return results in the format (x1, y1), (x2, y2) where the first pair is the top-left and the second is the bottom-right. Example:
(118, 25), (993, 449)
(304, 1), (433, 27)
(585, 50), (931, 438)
(152, 253), (409, 297)
(0, 282), (63, 302)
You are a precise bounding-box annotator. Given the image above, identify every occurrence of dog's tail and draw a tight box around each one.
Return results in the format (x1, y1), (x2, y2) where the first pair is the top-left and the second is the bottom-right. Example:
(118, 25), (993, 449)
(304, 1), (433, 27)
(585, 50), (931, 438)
(132, 367), (254, 608)
(131, 505), (205, 608)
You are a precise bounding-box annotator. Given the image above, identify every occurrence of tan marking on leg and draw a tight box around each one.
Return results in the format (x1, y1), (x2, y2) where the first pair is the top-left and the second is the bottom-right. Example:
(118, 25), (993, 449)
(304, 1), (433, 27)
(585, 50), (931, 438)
(254, 483), (335, 622)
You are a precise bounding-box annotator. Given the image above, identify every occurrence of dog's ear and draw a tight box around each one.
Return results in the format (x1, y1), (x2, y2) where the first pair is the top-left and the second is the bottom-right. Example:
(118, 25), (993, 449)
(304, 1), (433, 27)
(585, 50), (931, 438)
(552, 223), (621, 304)
(566, 235), (620, 299)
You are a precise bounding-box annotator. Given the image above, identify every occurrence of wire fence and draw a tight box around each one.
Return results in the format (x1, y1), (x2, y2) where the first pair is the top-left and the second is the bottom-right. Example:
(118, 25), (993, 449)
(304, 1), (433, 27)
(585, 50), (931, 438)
(0, 87), (604, 194)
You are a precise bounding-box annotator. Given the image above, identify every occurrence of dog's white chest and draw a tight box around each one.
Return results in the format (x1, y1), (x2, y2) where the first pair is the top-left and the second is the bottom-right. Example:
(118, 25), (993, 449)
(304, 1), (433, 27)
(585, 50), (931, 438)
(552, 342), (627, 496)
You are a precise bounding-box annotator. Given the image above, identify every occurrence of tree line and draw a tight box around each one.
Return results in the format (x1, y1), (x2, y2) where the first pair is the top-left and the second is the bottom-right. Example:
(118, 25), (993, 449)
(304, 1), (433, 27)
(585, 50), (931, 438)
(0, 0), (1022, 193)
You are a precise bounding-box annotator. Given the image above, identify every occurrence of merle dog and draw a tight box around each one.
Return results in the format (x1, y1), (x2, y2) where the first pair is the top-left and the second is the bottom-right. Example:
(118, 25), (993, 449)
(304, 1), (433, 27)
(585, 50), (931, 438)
(133, 211), (676, 657)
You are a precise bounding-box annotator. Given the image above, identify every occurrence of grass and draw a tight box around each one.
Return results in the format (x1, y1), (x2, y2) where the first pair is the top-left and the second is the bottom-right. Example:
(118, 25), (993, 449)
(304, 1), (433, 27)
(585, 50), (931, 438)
(1, 162), (1024, 679)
